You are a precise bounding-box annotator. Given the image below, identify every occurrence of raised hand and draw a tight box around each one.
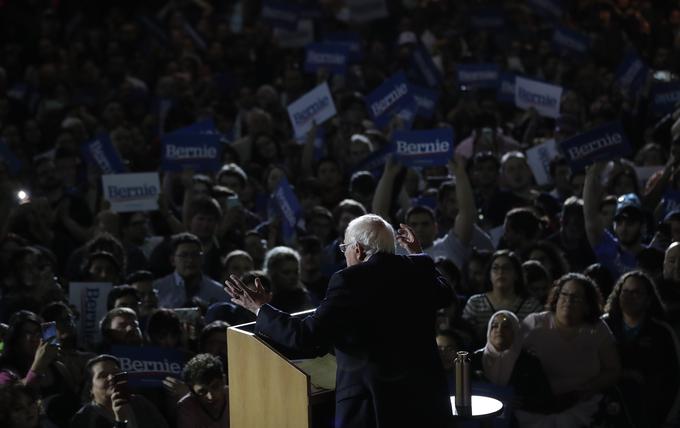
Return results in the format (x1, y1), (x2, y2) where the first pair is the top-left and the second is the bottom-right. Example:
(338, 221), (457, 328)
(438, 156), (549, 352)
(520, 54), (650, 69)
(396, 223), (423, 255)
(224, 275), (272, 315)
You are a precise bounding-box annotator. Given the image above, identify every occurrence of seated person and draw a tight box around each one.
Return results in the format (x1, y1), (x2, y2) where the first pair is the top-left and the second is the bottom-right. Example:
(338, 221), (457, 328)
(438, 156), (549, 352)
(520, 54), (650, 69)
(471, 311), (553, 414)
(177, 354), (229, 428)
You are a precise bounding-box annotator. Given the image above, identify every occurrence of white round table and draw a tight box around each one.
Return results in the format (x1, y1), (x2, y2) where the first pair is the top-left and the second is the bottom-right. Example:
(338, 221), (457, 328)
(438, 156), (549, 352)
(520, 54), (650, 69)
(450, 394), (504, 419)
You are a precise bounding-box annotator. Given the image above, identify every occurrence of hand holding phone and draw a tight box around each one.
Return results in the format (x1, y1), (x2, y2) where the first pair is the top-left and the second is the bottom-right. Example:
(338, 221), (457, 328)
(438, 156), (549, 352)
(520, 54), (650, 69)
(41, 322), (59, 346)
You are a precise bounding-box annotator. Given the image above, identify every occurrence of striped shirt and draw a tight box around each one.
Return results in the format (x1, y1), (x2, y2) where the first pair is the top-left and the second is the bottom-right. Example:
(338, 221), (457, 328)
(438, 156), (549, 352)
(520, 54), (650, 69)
(462, 293), (543, 344)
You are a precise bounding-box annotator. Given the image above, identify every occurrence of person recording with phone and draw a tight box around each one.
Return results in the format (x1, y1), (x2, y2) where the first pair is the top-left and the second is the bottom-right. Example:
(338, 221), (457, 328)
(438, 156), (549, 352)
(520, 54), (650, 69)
(70, 355), (168, 428)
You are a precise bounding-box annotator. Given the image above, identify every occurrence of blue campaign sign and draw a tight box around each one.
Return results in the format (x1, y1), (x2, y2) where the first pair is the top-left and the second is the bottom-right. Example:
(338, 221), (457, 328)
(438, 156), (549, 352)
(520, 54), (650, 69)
(81, 134), (127, 174)
(352, 143), (396, 178)
(168, 118), (220, 136)
(272, 176), (302, 242)
(323, 32), (363, 63)
(0, 139), (22, 175)
(457, 64), (500, 89)
(365, 72), (416, 128)
(393, 128), (455, 167)
(649, 81), (680, 116)
(552, 26), (590, 56)
(470, 8), (506, 29)
(410, 84), (440, 119)
(528, 0), (563, 20)
(615, 51), (648, 98)
(304, 43), (351, 75)
(559, 121), (632, 172)
(110, 345), (186, 388)
(161, 131), (222, 172)
(409, 44), (442, 88)
(497, 72), (516, 103)
(261, 1), (299, 30)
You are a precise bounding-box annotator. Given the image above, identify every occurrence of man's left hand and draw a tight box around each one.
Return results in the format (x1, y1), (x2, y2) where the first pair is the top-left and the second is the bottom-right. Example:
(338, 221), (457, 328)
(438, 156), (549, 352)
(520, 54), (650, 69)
(224, 275), (271, 315)
(396, 223), (423, 254)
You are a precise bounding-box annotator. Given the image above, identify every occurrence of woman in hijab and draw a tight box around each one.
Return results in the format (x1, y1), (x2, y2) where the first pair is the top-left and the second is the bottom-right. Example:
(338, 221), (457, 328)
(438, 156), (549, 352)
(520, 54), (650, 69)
(472, 310), (553, 414)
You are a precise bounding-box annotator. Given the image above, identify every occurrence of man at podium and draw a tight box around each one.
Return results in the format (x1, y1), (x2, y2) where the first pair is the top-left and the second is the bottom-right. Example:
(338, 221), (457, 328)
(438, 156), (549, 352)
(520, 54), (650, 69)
(225, 214), (453, 428)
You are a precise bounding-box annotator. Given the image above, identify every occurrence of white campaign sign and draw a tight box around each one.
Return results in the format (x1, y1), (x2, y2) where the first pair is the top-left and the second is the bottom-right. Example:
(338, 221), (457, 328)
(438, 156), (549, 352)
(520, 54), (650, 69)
(514, 76), (563, 119)
(525, 139), (560, 186)
(68, 282), (113, 348)
(287, 82), (337, 138)
(102, 172), (161, 213)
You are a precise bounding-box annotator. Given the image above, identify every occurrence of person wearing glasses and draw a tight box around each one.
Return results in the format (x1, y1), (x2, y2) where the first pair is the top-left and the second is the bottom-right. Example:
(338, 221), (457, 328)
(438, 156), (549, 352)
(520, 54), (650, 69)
(602, 270), (680, 427)
(517, 273), (621, 426)
(153, 233), (230, 309)
(462, 250), (543, 346)
(225, 214), (454, 428)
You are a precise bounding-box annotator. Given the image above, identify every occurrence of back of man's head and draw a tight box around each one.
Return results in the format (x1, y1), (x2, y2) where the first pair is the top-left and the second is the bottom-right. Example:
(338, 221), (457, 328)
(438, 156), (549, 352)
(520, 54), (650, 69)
(344, 214), (395, 257)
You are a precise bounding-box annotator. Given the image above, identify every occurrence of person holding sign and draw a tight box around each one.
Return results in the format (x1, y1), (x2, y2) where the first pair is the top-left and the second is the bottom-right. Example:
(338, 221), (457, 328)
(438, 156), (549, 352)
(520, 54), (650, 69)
(225, 215), (453, 428)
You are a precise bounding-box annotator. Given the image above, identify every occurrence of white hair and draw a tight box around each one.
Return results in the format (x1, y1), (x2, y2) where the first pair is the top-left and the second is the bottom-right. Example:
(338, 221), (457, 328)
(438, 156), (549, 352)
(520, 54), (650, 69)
(264, 246), (300, 275)
(344, 214), (396, 257)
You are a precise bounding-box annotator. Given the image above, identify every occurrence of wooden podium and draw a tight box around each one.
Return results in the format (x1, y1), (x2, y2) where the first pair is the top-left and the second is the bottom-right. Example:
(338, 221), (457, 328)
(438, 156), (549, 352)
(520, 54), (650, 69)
(227, 311), (335, 428)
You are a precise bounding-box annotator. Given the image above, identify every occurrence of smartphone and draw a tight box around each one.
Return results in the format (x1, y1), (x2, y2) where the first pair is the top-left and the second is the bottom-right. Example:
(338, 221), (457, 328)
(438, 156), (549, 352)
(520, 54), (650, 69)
(174, 307), (201, 324)
(41, 322), (59, 346)
(111, 372), (131, 399)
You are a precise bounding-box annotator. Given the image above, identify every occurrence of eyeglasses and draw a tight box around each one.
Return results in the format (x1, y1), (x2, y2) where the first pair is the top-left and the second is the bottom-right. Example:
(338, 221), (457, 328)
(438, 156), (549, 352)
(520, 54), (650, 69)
(175, 252), (204, 260)
(339, 242), (355, 254)
(559, 291), (584, 303)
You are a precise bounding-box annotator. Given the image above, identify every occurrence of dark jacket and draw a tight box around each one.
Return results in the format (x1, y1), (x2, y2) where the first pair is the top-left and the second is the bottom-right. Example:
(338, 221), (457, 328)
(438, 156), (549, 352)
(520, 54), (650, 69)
(472, 348), (554, 413)
(256, 252), (453, 428)
(603, 313), (680, 427)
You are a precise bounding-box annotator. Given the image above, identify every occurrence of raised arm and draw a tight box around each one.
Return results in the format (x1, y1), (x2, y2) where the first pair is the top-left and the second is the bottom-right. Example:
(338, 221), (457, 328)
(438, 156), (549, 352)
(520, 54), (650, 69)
(371, 155), (403, 218)
(451, 156), (476, 246)
(583, 161), (606, 248)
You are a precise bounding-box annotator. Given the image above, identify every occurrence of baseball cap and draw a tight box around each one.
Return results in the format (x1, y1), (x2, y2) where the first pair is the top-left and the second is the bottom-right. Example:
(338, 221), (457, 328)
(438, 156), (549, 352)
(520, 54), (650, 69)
(614, 193), (643, 222)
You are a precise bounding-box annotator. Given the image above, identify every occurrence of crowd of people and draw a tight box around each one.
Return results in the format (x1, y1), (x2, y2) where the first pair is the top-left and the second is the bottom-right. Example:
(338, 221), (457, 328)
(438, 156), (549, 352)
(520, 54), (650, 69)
(1, 0), (680, 427)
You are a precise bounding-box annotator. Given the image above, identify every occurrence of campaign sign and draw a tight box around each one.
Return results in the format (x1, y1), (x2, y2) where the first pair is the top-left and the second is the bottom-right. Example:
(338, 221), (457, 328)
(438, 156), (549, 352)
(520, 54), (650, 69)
(649, 81), (680, 116)
(514, 76), (562, 119)
(528, 0), (563, 20)
(110, 346), (186, 388)
(352, 143), (396, 178)
(323, 32), (363, 63)
(559, 121), (632, 172)
(410, 44), (442, 88)
(161, 131), (222, 172)
(457, 64), (500, 89)
(470, 8), (505, 29)
(410, 84), (440, 119)
(393, 128), (455, 167)
(82, 135), (127, 174)
(261, 1), (299, 30)
(68, 282), (112, 349)
(365, 72), (416, 128)
(347, 0), (388, 23)
(287, 82), (337, 138)
(102, 172), (161, 213)
(272, 177), (302, 242)
(552, 26), (590, 56)
(615, 51), (648, 98)
(169, 118), (219, 136)
(0, 140), (22, 175)
(273, 20), (314, 49)
(304, 43), (350, 76)
(525, 139), (560, 186)
(496, 73), (516, 104)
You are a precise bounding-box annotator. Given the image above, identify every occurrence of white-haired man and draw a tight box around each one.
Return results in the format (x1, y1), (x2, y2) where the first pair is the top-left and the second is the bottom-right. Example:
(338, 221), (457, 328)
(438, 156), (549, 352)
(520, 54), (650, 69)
(225, 214), (453, 428)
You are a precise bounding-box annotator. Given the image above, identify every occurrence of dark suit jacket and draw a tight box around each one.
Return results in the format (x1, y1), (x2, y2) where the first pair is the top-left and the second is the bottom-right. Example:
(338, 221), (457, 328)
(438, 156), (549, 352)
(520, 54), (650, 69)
(256, 252), (453, 428)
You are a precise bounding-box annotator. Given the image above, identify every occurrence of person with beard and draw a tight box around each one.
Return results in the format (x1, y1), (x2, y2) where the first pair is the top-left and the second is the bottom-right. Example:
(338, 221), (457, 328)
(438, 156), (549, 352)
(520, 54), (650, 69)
(176, 354), (229, 428)
(584, 162), (646, 279)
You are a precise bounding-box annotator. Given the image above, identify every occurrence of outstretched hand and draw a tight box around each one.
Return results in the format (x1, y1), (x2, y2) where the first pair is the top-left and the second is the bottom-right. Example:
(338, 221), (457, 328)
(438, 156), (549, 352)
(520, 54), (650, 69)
(224, 275), (272, 315)
(396, 223), (423, 255)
